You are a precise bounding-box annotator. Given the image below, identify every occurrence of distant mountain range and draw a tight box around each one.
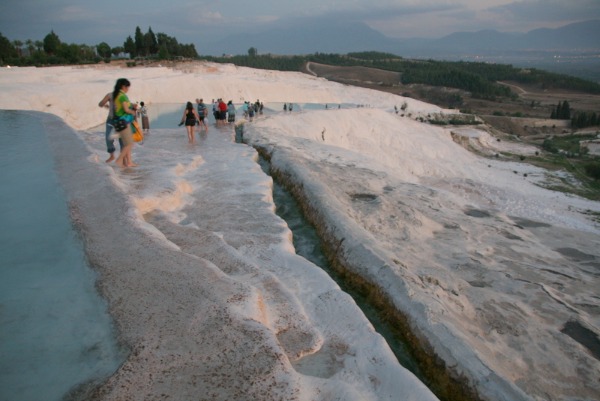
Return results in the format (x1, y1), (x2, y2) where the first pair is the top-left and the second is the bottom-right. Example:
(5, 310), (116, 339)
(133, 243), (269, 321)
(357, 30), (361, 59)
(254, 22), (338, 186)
(407, 19), (600, 55)
(198, 19), (600, 57)
(199, 17), (399, 56)
(197, 19), (600, 81)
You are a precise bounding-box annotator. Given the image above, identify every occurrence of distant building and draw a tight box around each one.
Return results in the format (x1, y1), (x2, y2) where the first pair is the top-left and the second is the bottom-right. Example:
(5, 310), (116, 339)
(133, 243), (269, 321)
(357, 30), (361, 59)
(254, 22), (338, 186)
(112, 52), (131, 60)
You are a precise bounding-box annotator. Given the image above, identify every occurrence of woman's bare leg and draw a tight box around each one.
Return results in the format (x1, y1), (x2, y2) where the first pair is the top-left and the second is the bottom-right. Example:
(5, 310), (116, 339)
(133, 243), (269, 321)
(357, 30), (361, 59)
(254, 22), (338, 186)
(115, 144), (131, 167)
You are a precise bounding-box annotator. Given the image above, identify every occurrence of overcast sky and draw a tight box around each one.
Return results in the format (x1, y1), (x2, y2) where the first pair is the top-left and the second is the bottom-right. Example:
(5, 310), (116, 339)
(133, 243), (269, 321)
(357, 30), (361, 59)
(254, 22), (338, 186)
(1, 0), (599, 49)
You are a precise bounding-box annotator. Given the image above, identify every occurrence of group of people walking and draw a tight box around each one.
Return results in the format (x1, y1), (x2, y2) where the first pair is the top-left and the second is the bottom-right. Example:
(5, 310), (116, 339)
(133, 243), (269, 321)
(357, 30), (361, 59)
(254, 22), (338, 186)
(179, 98), (265, 143)
(100, 78), (273, 163)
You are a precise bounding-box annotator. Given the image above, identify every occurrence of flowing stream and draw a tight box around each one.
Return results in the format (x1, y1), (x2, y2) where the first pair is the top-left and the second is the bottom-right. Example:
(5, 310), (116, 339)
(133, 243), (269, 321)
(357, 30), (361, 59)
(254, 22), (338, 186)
(248, 134), (424, 380)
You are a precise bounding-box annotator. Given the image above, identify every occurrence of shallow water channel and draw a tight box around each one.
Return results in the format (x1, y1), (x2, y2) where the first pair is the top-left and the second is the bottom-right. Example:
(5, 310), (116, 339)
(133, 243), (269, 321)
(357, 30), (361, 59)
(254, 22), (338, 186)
(0, 111), (124, 401)
(253, 148), (423, 380)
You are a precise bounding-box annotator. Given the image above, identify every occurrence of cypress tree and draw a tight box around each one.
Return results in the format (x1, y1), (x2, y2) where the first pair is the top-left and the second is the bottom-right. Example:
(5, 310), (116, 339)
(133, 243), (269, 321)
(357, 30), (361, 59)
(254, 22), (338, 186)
(145, 27), (158, 55)
(561, 100), (571, 119)
(134, 26), (144, 57)
(123, 36), (135, 56)
(43, 30), (61, 55)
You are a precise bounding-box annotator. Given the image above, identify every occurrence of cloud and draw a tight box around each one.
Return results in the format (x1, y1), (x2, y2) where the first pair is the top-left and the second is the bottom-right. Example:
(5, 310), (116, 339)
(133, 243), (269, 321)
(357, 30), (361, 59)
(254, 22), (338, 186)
(2, 0), (598, 50)
(488, 0), (600, 23)
(365, 0), (600, 38)
(55, 6), (94, 22)
(300, 1), (462, 21)
(358, 2), (468, 38)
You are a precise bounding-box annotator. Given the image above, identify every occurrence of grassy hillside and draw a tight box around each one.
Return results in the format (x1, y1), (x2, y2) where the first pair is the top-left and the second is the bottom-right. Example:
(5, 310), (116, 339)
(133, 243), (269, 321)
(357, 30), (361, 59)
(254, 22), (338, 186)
(203, 51), (600, 99)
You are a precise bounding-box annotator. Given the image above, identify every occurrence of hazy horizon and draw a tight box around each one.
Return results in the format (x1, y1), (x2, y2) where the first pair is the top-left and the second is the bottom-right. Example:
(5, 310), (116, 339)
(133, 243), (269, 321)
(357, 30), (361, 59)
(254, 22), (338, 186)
(1, 0), (599, 50)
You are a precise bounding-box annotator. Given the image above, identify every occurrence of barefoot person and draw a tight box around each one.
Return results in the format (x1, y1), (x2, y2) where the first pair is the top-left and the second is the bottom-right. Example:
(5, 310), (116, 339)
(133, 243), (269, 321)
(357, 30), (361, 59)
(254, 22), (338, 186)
(180, 101), (201, 143)
(138, 101), (150, 134)
(227, 100), (236, 123)
(98, 91), (120, 162)
(196, 98), (208, 131)
(112, 78), (137, 167)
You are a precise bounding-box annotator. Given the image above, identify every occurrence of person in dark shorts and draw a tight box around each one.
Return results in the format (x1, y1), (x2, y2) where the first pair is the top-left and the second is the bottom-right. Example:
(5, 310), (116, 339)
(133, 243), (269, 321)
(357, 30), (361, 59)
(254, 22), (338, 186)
(218, 98), (227, 126)
(180, 101), (201, 143)
(195, 98), (208, 131)
(227, 100), (236, 123)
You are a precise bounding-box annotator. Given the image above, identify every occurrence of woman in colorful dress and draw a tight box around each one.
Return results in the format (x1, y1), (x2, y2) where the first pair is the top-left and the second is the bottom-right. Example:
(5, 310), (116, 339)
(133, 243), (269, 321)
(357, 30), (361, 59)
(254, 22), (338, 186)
(113, 78), (137, 167)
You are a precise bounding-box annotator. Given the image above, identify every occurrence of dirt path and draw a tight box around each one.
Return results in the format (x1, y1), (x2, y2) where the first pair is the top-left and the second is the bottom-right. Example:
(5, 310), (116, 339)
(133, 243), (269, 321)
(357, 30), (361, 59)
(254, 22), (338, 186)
(498, 81), (528, 95)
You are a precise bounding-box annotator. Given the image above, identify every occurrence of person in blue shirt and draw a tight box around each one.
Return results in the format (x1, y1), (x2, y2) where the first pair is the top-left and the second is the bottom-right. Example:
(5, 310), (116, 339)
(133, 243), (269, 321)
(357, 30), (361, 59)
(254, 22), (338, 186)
(195, 98), (208, 131)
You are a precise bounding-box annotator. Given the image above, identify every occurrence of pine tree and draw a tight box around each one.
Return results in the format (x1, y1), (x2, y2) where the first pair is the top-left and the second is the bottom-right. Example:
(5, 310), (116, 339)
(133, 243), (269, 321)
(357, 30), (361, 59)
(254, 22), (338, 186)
(134, 26), (144, 57)
(145, 27), (158, 55)
(0, 32), (18, 61)
(553, 100), (572, 120)
(123, 36), (135, 56)
(557, 101), (564, 119)
(43, 30), (61, 55)
(561, 100), (571, 119)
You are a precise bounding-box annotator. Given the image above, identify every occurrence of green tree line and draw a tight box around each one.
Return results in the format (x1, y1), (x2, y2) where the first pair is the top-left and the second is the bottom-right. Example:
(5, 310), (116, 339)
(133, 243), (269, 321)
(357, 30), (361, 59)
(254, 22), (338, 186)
(205, 50), (600, 99)
(550, 100), (599, 129)
(0, 30), (99, 65)
(305, 52), (600, 97)
(3, 33), (599, 99)
(0, 27), (197, 66)
(551, 100), (572, 120)
(572, 111), (600, 129)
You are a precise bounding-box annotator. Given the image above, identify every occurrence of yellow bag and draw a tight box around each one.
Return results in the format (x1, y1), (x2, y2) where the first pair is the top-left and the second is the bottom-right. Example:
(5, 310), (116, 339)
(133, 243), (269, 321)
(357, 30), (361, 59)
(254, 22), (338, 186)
(132, 120), (143, 142)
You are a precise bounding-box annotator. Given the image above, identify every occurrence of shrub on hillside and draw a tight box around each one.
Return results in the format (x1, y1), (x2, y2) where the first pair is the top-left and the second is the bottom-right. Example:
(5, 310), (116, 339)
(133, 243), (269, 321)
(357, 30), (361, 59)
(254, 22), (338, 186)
(584, 161), (600, 180)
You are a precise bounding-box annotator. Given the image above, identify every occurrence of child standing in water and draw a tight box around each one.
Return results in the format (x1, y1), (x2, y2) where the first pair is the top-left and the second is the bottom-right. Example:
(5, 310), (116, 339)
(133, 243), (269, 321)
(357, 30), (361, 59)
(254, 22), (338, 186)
(138, 101), (150, 134)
